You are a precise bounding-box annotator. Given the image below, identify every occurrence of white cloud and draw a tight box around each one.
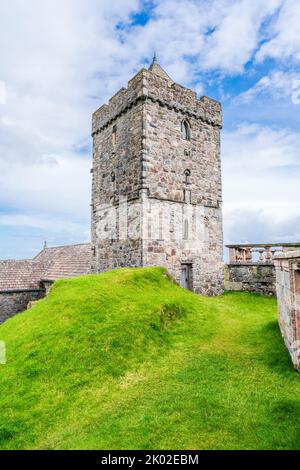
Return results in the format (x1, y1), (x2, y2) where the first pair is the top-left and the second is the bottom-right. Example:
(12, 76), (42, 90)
(0, 213), (89, 238)
(0, 0), (141, 256)
(222, 123), (300, 243)
(0, 81), (6, 105)
(257, 0), (300, 63)
(223, 123), (300, 170)
(236, 71), (300, 103)
(224, 209), (300, 245)
(0, 153), (91, 217)
(203, 0), (282, 72)
(124, 0), (283, 77)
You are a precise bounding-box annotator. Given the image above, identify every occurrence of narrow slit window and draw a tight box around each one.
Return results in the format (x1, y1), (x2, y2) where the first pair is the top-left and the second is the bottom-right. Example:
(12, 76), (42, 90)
(111, 171), (116, 191)
(181, 119), (190, 140)
(112, 125), (117, 145)
(183, 219), (189, 240)
(183, 188), (191, 203)
(184, 169), (191, 184)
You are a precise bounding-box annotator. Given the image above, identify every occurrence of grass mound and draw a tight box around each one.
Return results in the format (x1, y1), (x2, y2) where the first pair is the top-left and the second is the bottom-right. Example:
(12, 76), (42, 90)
(0, 267), (299, 450)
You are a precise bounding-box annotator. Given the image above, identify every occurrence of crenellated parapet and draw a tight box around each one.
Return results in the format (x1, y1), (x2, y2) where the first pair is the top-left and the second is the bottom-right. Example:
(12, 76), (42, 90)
(145, 69), (222, 128)
(92, 69), (147, 136)
(92, 65), (222, 136)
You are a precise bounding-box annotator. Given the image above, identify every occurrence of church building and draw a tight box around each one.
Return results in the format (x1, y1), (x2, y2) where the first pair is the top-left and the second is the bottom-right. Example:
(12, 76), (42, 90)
(91, 56), (224, 295)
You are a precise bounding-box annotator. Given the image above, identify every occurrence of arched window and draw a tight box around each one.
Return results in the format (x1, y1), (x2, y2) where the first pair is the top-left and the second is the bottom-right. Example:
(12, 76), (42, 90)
(184, 169), (191, 184)
(181, 119), (190, 140)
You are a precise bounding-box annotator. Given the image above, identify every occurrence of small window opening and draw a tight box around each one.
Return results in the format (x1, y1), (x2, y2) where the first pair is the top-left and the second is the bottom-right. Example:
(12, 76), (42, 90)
(181, 119), (190, 140)
(183, 219), (189, 240)
(184, 169), (191, 184)
(183, 188), (191, 203)
(111, 171), (116, 191)
(112, 125), (117, 145)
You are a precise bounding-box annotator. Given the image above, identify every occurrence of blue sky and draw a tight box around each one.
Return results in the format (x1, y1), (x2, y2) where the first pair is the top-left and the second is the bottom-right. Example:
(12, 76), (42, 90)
(0, 0), (300, 259)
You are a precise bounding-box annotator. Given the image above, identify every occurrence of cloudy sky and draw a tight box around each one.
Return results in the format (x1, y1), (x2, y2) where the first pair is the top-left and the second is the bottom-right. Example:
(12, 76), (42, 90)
(0, 0), (299, 259)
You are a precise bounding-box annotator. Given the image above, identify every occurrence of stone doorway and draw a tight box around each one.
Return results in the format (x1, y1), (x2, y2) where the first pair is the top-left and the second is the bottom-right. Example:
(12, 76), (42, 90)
(180, 264), (192, 290)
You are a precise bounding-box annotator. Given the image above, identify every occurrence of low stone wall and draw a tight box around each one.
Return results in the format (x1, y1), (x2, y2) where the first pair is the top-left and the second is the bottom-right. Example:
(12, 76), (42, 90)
(0, 290), (45, 324)
(224, 263), (276, 296)
(274, 252), (300, 371)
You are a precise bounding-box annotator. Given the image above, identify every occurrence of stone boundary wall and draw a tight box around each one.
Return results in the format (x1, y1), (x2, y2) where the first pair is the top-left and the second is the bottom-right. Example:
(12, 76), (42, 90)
(224, 263), (276, 296)
(0, 290), (45, 324)
(274, 251), (300, 371)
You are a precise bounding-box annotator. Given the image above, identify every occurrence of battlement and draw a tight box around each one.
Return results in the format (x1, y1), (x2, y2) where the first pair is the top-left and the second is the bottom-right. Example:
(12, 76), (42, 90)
(145, 69), (222, 128)
(92, 68), (147, 136)
(92, 64), (222, 136)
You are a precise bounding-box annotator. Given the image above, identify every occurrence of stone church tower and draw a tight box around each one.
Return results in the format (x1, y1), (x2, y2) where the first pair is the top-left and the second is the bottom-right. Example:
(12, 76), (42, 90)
(91, 57), (224, 295)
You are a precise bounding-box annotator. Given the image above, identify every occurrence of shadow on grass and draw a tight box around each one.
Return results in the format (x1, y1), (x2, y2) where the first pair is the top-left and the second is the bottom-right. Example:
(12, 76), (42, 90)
(254, 320), (295, 375)
(270, 400), (300, 449)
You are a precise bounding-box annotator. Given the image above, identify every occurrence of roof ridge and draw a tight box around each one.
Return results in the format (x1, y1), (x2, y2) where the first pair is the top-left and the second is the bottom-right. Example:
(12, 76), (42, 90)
(43, 242), (90, 250)
(1, 243), (92, 291)
(33, 242), (91, 259)
(0, 259), (33, 263)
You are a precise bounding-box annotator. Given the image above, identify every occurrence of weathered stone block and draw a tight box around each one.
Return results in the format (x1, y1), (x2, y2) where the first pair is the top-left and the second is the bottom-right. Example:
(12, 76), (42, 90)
(0, 290), (44, 324)
(224, 264), (276, 296)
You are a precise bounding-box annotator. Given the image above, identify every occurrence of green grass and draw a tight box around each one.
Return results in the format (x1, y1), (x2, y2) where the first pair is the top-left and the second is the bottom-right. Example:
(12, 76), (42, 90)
(0, 267), (299, 450)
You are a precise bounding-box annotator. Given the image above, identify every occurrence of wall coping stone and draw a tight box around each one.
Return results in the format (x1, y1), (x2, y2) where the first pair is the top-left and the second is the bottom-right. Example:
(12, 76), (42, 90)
(226, 262), (274, 267)
(0, 288), (45, 294)
(274, 250), (300, 260)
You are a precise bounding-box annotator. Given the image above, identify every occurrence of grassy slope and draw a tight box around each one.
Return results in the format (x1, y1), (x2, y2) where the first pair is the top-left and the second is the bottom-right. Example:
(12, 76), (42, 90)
(0, 267), (299, 450)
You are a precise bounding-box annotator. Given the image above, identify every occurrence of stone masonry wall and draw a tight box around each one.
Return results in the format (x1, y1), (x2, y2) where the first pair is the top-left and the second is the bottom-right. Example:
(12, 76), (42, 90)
(141, 194), (223, 295)
(140, 69), (223, 294)
(91, 78), (144, 273)
(0, 290), (45, 324)
(92, 100), (144, 206)
(274, 252), (300, 371)
(92, 199), (143, 272)
(91, 63), (224, 295)
(142, 76), (222, 207)
(225, 264), (276, 296)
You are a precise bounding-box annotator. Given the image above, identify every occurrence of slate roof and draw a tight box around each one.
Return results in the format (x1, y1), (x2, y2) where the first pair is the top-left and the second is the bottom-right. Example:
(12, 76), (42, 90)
(0, 260), (42, 292)
(34, 243), (92, 281)
(148, 61), (174, 84)
(0, 243), (91, 292)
